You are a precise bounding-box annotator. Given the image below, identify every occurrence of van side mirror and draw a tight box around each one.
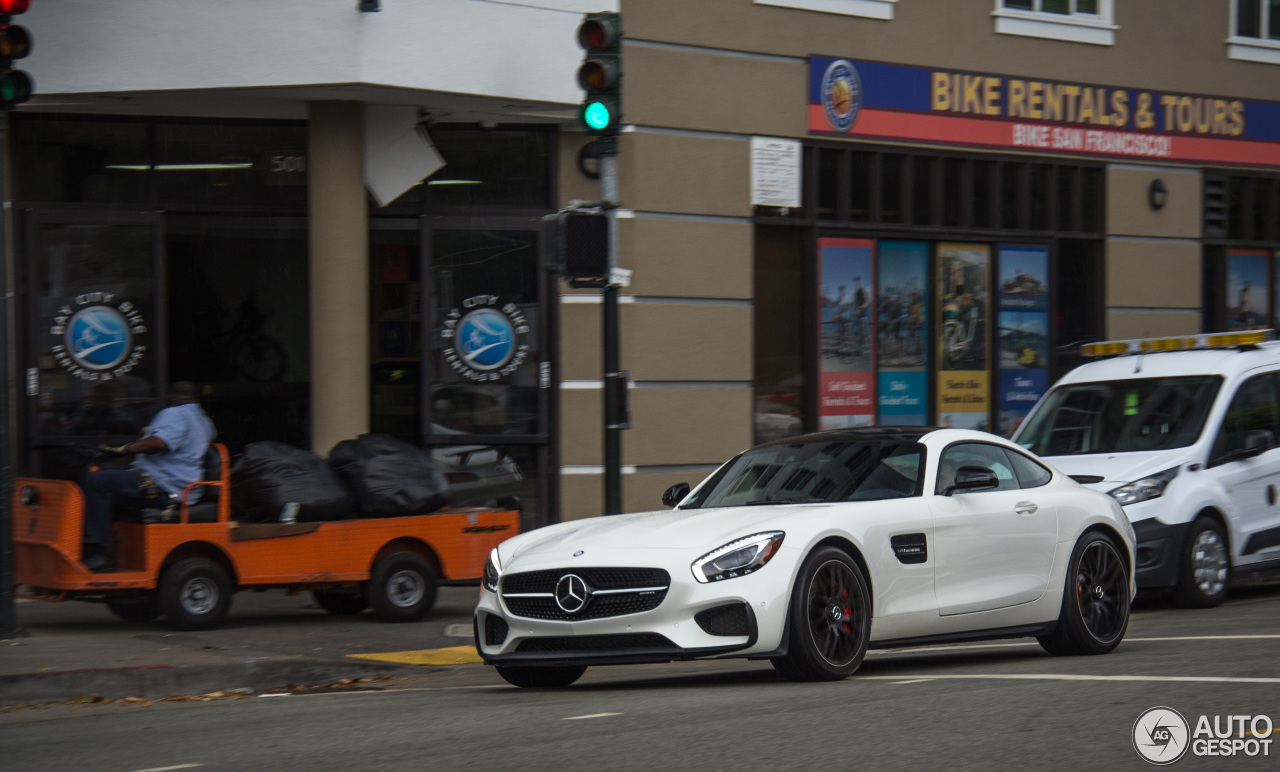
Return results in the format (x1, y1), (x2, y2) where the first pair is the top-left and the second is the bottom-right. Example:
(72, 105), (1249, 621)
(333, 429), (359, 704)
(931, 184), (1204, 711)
(944, 466), (999, 496)
(662, 482), (690, 508)
(1243, 429), (1275, 457)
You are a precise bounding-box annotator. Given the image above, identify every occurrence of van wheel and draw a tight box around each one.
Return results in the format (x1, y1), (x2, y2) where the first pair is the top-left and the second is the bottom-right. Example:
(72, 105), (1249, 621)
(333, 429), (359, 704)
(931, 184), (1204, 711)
(1173, 517), (1230, 608)
(159, 558), (233, 631)
(107, 593), (161, 623)
(313, 589), (368, 616)
(367, 552), (437, 623)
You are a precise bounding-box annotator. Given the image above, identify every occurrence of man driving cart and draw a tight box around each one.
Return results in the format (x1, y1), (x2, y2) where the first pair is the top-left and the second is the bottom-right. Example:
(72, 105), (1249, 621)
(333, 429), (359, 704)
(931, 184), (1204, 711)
(80, 380), (216, 572)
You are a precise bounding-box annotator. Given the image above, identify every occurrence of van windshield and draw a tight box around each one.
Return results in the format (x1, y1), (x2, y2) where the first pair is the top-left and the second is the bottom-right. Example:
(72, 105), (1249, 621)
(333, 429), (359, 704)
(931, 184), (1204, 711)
(1014, 376), (1221, 456)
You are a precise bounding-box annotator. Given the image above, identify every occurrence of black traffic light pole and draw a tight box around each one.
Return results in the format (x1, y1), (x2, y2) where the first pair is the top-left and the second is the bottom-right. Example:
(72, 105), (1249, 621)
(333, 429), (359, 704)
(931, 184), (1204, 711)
(600, 150), (623, 516)
(0, 110), (17, 639)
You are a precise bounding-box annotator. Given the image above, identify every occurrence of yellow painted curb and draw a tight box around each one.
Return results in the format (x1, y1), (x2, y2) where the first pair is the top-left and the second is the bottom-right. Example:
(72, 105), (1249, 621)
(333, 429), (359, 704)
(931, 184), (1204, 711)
(346, 646), (483, 666)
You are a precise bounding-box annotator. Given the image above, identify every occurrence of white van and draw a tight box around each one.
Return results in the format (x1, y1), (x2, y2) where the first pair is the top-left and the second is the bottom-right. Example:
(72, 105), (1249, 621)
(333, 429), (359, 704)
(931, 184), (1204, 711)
(1012, 330), (1280, 607)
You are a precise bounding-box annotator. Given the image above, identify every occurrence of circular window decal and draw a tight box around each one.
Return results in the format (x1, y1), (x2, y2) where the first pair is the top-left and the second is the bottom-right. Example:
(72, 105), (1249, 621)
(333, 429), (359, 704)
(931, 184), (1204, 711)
(66, 305), (132, 371)
(457, 308), (516, 372)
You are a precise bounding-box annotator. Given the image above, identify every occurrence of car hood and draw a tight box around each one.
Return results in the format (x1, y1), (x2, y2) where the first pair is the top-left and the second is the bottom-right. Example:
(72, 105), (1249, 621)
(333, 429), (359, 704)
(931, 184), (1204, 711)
(505, 504), (826, 560)
(1041, 450), (1193, 490)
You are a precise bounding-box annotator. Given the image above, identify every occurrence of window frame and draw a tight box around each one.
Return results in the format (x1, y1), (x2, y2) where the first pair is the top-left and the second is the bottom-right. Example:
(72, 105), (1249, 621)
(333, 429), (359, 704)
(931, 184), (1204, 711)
(1229, 0), (1280, 64)
(992, 0), (1117, 46)
(754, 0), (897, 20)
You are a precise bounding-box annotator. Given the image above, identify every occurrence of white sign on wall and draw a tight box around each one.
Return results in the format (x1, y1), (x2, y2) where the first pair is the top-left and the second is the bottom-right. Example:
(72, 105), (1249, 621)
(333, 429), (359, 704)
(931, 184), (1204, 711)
(750, 137), (802, 209)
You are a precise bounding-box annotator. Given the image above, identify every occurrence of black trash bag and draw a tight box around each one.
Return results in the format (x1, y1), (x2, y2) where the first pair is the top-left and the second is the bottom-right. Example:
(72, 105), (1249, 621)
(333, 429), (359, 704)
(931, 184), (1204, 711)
(231, 441), (355, 523)
(328, 433), (450, 518)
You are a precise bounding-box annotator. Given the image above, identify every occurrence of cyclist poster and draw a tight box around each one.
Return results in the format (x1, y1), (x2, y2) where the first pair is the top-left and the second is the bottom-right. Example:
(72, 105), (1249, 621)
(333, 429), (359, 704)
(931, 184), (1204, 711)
(876, 241), (928, 425)
(818, 237), (875, 429)
(997, 244), (1049, 438)
(937, 243), (989, 431)
(1228, 249), (1269, 331)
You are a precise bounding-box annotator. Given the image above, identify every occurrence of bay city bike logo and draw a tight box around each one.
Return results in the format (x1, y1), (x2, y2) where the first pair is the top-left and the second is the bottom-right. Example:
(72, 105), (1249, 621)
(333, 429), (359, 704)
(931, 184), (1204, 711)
(440, 295), (531, 382)
(1133, 706), (1274, 764)
(49, 292), (148, 382)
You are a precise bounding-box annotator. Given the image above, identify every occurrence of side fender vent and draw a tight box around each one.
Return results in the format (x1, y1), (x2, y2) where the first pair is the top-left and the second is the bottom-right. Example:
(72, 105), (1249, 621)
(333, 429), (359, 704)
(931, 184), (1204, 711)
(891, 533), (928, 564)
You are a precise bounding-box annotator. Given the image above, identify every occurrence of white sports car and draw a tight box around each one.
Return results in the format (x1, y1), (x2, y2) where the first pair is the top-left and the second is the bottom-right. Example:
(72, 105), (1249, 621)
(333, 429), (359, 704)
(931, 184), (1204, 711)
(475, 428), (1136, 687)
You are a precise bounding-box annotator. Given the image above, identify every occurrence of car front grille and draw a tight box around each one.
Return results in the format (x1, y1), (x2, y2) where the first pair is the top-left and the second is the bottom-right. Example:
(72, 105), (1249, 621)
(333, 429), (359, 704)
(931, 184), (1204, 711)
(500, 567), (670, 621)
(515, 633), (674, 653)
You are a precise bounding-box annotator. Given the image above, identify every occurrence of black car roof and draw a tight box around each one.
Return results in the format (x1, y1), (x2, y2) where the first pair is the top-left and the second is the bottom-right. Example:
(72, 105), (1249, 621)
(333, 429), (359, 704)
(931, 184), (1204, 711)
(755, 427), (936, 449)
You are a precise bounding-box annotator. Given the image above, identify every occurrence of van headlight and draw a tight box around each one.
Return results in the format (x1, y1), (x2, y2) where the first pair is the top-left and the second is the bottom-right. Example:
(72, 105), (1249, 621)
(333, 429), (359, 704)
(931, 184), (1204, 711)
(692, 532), (785, 583)
(483, 548), (502, 593)
(1107, 467), (1179, 506)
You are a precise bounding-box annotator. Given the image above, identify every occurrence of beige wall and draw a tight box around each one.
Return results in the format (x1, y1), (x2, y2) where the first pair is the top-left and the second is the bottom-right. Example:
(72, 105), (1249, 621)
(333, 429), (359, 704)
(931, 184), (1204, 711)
(1104, 165), (1204, 340)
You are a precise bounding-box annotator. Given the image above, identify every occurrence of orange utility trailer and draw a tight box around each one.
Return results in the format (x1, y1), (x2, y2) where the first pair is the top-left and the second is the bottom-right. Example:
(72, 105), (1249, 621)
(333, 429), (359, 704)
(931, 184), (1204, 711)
(11, 444), (519, 629)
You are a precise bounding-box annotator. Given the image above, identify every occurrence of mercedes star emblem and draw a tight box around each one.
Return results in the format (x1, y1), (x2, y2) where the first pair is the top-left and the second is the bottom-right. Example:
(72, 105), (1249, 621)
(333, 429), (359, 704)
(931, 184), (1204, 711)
(555, 573), (590, 614)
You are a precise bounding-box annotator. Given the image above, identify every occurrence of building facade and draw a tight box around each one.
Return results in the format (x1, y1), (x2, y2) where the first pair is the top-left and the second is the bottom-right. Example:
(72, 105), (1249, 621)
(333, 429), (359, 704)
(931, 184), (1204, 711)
(8, 0), (1280, 526)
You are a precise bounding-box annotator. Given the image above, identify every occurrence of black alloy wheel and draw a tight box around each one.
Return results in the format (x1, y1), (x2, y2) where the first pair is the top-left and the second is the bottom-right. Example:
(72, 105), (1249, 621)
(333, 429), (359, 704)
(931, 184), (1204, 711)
(1038, 532), (1130, 656)
(776, 547), (871, 681)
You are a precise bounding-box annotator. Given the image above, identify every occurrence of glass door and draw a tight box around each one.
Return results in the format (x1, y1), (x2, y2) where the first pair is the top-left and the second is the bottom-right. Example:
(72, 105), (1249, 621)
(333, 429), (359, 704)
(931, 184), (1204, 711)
(24, 211), (164, 478)
(422, 224), (555, 531)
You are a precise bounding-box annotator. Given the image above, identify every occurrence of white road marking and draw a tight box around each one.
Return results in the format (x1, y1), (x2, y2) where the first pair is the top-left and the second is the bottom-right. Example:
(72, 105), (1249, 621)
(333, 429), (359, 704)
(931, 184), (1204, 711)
(444, 624), (473, 638)
(131, 765), (204, 772)
(1128, 634), (1280, 642)
(890, 679), (933, 685)
(563, 712), (623, 720)
(862, 674), (1280, 684)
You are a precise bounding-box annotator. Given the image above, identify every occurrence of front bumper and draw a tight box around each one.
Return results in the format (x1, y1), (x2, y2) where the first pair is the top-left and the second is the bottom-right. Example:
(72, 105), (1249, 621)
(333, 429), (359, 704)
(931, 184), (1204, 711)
(1132, 517), (1193, 589)
(473, 551), (792, 667)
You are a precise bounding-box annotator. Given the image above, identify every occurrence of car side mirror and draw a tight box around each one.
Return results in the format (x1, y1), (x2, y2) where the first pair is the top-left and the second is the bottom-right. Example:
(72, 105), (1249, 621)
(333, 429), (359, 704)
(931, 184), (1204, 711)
(945, 465), (999, 496)
(662, 482), (690, 508)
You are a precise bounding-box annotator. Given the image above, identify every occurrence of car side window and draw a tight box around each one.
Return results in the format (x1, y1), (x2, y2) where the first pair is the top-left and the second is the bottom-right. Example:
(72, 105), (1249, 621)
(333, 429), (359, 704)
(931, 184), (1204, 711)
(935, 442), (1020, 495)
(1210, 372), (1280, 466)
(1005, 449), (1052, 489)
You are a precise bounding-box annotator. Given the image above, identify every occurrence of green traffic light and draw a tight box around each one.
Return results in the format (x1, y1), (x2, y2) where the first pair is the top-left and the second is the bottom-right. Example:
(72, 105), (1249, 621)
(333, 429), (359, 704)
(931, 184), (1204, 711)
(582, 101), (612, 131)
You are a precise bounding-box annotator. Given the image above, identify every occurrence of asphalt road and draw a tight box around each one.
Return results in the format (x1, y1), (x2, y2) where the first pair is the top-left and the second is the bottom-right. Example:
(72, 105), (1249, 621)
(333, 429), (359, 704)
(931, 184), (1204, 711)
(4, 587), (1280, 771)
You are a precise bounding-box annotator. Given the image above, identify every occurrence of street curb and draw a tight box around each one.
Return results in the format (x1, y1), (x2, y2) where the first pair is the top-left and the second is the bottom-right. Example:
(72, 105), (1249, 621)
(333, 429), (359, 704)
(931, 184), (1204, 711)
(0, 657), (415, 706)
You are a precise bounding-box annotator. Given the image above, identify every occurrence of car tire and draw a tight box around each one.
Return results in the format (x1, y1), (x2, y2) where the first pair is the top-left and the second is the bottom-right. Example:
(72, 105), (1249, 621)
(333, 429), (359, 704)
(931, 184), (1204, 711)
(107, 594), (161, 623)
(312, 589), (368, 616)
(494, 665), (587, 688)
(1038, 532), (1130, 656)
(367, 552), (437, 623)
(159, 557), (233, 631)
(1172, 517), (1230, 609)
(777, 546), (871, 681)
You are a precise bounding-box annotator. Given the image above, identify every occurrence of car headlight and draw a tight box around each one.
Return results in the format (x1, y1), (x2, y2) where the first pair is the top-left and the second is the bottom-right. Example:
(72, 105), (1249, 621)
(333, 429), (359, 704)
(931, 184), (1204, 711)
(483, 548), (502, 593)
(691, 531), (785, 583)
(1107, 466), (1179, 506)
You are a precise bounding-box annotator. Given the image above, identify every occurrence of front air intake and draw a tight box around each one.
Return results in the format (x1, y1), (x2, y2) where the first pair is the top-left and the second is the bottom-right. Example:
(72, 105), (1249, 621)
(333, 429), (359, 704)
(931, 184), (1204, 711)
(694, 603), (751, 637)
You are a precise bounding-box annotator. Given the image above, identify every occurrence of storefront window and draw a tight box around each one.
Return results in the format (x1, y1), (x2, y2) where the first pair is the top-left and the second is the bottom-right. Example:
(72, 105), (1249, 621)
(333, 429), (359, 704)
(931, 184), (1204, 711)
(166, 215), (311, 452)
(371, 220), (423, 443)
(13, 118), (149, 204)
(423, 127), (552, 210)
(29, 219), (159, 476)
(155, 123), (308, 208)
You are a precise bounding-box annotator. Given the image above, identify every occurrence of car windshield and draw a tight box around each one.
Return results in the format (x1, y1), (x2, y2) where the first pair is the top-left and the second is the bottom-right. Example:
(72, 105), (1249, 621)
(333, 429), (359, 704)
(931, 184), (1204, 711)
(1014, 375), (1221, 456)
(680, 440), (925, 509)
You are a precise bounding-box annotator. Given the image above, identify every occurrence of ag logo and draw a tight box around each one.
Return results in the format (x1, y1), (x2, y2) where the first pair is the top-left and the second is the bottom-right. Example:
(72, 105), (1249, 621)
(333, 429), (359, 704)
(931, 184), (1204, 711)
(441, 295), (531, 382)
(49, 292), (148, 382)
(821, 58), (862, 133)
(1133, 706), (1190, 765)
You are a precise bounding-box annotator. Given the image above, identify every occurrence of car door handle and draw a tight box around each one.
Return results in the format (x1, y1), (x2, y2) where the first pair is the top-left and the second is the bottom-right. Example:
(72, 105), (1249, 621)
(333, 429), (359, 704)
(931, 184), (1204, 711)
(1014, 501), (1038, 516)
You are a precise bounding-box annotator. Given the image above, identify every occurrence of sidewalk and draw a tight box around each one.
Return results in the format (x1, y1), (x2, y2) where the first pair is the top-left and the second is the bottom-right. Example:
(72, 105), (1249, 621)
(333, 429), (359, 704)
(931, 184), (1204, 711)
(0, 586), (483, 705)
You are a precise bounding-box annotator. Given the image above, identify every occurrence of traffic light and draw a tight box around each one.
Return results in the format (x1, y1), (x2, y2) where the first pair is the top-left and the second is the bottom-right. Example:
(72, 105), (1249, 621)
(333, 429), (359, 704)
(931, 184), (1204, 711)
(541, 208), (609, 283)
(0, 0), (32, 111)
(576, 12), (621, 136)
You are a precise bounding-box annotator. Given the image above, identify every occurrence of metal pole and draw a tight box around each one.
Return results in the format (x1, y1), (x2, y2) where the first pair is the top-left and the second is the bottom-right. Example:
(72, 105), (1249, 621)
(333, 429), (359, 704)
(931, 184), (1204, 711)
(599, 152), (622, 515)
(0, 111), (17, 638)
